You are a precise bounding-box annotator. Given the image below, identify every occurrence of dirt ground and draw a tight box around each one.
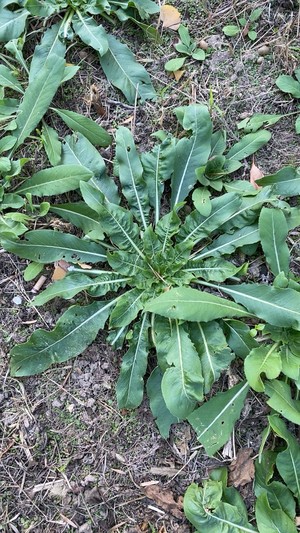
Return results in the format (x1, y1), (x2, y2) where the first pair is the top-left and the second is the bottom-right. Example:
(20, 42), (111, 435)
(1, 1), (300, 531)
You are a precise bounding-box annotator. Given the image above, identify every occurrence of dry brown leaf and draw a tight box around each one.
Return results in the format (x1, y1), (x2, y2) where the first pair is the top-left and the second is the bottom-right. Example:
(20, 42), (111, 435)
(77, 262), (92, 270)
(250, 160), (263, 189)
(173, 70), (185, 81)
(228, 448), (255, 487)
(160, 5), (181, 30)
(52, 260), (70, 281)
(143, 484), (183, 519)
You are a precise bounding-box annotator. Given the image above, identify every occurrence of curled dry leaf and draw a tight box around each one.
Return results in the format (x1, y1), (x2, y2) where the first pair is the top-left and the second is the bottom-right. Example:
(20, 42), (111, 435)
(52, 260), (70, 281)
(143, 484), (184, 519)
(160, 5), (181, 30)
(228, 447), (255, 487)
(250, 160), (263, 189)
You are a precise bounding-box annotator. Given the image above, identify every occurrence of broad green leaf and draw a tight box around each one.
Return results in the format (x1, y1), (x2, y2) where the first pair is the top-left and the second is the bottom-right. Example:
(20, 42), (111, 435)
(10, 300), (114, 376)
(29, 23), (66, 83)
(0, 64), (23, 93)
(223, 25), (240, 36)
(5, 38), (29, 73)
(145, 287), (249, 321)
(12, 54), (65, 149)
(192, 49), (205, 60)
(161, 322), (204, 418)
(226, 130), (271, 161)
(276, 74), (300, 98)
(109, 288), (145, 328)
(15, 164), (92, 196)
(23, 261), (44, 282)
(188, 381), (249, 456)
(280, 345), (300, 381)
(237, 113), (283, 133)
(33, 272), (128, 306)
(296, 115), (300, 134)
(189, 321), (234, 393)
(255, 451), (296, 519)
(116, 127), (149, 228)
(179, 192), (242, 243)
(99, 33), (156, 103)
(50, 202), (104, 240)
(0, 97), (19, 117)
(209, 132), (226, 160)
(171, 105), (212, 206)
(91, 198), (142, 255)
(72, 14), (108, 55)
(147, 367), (179, 437)
(1, 192), (24, 209)
(244, 345), (282, 392)
(268, 415), (300, 502)
(0, 8), (28, 42)
(116, 314), (149, 409)
(185, 257), (245, 282)
(141, 135), (175, 224)
(194, 225), (259, 260)
(255, 493), (297, 533)
(223, 319), (258, 359)
(25, 0), (56, 17)
(265, 380), (300, 425)
(52, 107), (112, 147)
(165, 57), (186, 71)
(259, 208), (290, 276)
(184, 481), (257, 533)
(220, 283), (300, 330)
(62, 133), (119, 204)
(192, 188), (211, 216)
(41, 122), (61, 166)
(152, 316), (174, 371)
(256, 166), (300, 196)
(2, 230), (106, 264)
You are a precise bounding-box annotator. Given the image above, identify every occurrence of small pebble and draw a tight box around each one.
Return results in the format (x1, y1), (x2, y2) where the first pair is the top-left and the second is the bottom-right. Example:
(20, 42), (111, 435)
(257, 56), (264, 64)
(199, 39), (209, 50)
(257, 45), (270, 56)
(12, 295), (22, 305)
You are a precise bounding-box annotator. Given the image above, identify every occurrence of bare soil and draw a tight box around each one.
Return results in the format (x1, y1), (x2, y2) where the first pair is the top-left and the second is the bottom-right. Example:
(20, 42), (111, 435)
(1, 1), (300, 531)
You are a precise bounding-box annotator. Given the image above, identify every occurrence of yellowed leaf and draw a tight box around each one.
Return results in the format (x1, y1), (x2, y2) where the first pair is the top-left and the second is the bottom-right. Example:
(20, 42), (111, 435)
(160, 5), (181, 30)
(250, 160), (263, 190)
(173, 69), (185, 81)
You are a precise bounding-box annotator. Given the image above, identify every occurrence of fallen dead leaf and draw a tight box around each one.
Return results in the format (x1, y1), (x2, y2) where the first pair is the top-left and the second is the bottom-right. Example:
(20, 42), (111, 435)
(52, 260), (70, 281)
(77, 262), (92, 270)
(228, 448), (255, 487)
(160, 5), (181, 30)
(296, 516), (300, 526)
(174, 70), (185, 81)
(250, 160), (263, 189)
(143, 484), (183, 519)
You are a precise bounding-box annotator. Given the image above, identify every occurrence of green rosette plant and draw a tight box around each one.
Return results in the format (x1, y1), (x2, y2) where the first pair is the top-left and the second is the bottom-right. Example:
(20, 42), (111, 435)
(3, 104), (300, 450)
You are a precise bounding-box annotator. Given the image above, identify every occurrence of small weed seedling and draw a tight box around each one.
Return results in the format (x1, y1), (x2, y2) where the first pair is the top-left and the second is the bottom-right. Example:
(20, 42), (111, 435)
(276, 68), (300, 133)
(223, 8), (263, 41)
(184, 416), (300, 532)
(165, 25), (206, 74)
